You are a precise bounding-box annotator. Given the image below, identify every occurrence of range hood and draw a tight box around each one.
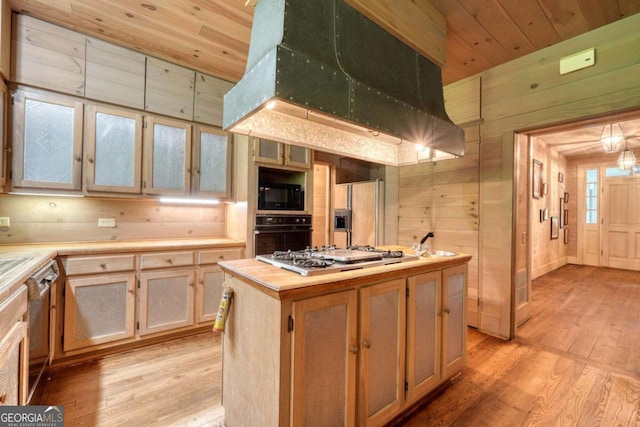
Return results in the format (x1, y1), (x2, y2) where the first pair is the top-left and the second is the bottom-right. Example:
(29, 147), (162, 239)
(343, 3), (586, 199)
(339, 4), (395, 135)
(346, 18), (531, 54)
(223, 0), (465, 166)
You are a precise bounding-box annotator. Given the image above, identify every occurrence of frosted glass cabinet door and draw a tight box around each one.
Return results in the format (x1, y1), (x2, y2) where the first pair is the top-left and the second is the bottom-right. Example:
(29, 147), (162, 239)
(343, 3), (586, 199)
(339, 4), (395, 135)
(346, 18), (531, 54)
(442, 263), (467, 377)
(64, 274), (136, 352)
(192, 126), (230, 198)
(196, 266), (224, 323)
(85, 105), (143, 193)
(291, 290), (358, 427)
(359, 279), (406, 426)
(12, 89), (83, 190)
(254, 138), (283, 164)
(286, 144), (311, 168)
(143, 116), (192, 195)
(406, 271), (441, 404)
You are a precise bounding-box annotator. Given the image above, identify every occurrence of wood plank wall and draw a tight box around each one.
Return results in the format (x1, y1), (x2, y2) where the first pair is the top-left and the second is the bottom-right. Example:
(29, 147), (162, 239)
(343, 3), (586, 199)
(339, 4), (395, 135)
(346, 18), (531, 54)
(0, 194), (226, 244)
(473, 13), (640, 338)
(531, 139), (569, 278)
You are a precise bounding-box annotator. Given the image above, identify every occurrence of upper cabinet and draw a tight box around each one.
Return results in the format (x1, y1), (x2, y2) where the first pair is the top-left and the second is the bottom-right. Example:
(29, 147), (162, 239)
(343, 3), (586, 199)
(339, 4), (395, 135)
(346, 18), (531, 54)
(84, 105), (143, 194)
(0, 0), (11, 79)
(85, 37), (146, 109)
(11, 14), (232, 125)
(254, 139), (312, 169)
(0, 79), (6, 187)
(194, 72), (233, 127)
(145, 58), (195, 121)
(143, 116), (192, 195)
(12, 88), (83, 190)
(11, 14), (86, 96)
(192, 125), (231, 197)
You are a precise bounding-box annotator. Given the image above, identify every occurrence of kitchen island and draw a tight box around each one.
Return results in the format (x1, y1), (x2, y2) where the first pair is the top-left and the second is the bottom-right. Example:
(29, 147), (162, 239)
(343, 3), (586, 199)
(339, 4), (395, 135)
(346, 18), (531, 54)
(218, 250), (471, 426)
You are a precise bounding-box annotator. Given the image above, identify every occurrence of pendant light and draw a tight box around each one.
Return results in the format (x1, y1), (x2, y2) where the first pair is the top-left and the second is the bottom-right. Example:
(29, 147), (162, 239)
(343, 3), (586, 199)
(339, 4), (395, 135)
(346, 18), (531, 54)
(600, 123), (623, 153)
(617, 138), (636, 170)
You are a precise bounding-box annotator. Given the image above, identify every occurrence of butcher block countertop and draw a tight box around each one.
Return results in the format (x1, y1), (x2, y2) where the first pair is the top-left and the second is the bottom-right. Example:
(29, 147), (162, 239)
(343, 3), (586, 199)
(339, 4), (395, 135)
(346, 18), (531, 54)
(0, 238), (244, 301)
(219, 248), (472, 301)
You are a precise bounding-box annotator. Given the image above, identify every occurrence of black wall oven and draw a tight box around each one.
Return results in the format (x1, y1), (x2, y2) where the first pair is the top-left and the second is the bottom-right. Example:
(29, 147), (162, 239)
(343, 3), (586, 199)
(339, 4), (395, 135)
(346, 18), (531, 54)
(254, 214), (312, 255)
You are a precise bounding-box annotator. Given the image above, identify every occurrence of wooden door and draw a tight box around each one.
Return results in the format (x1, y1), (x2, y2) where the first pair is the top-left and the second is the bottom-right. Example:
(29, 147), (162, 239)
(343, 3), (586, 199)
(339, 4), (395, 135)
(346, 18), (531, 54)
(359, 279), (406, 426)
(64, 274), (136, 351)
(291, 290), (358, 427)
(406, 271), (441, 404)
(515, 133), (531, 327)
(602, 177), (640, 270)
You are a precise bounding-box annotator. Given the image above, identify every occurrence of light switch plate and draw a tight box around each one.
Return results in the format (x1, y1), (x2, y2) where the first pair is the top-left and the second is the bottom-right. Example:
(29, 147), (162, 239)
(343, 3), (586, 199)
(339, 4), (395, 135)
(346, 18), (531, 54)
(0, 217), (9, 227)
(98, 218), (116, 228)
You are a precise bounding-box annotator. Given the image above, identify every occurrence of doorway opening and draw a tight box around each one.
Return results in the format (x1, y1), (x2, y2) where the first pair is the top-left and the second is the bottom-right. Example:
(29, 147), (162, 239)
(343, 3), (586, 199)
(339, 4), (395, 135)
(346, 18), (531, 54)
(512, 108), (640, 334)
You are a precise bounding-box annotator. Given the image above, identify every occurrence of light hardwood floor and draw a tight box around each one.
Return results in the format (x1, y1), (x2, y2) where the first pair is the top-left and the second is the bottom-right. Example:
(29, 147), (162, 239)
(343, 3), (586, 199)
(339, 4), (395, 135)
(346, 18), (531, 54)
(40, 265), (640, 426)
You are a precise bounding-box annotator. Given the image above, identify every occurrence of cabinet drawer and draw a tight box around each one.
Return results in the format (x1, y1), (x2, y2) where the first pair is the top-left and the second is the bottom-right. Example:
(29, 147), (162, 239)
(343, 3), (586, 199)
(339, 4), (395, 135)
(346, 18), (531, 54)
(63, 255), (135, 276)
(140, 251), (195, 270)
(198, 249), (242, 265)
(0, 286), (27, 341)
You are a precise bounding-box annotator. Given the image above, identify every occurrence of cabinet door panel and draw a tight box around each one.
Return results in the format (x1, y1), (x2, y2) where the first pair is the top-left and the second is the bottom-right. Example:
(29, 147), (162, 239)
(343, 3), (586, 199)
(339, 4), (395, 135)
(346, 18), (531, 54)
(64, 274), (136, 351)
(254, 138), (283, 164)
(286, 145), (311, 168)
(85, 105), (142, 193)
(0, 322), (27, 406)
(143, 117), (192, 195)
(197, 266), (224, 323)
(442, 264), (467, 377)
(193, 126), (230, 198)
(360, 279), (406, 426)
(12, 90), (83, 190)
(139, 270), (195, 335)
(406, 271), (441, 403)
(292, 290), (357, 427)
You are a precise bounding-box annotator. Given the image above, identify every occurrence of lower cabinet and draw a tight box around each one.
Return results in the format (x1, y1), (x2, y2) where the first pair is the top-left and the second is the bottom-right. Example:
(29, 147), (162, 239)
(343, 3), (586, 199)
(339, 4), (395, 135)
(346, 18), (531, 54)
(63, 274), (136, 351)
(0, 286), (29, 406)
(289, 265), (466, 426)
(139, 269), (195, 335)
(58, 246), (240, 357)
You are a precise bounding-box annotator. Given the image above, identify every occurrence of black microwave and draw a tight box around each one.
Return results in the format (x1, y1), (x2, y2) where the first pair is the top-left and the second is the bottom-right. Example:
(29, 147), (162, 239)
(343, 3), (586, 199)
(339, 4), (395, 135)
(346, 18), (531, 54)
(258, 183), (304, 211)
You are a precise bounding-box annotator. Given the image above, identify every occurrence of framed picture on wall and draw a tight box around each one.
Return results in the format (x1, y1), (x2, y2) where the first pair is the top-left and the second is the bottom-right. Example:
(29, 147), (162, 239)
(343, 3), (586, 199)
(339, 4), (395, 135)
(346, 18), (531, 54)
(558, 172), (564, 183)
(542, 183), (548, 196)
(560, 198), (566, 228)
(564, 227), (569, 244)
(551, 216), (559, 239)
(564, 192), (569, 203)
(533, 159), (543, 199)
(544, 208), (549, 221)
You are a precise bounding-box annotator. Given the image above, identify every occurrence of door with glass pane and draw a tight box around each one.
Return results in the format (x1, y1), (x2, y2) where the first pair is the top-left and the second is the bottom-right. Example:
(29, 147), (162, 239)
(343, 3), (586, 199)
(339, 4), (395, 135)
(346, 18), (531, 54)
(192, 126), (230, 198)
(291, 290), (358, 427)
(12, 89), (83, 190)
(580, 167), (600, 266)
(359, 279), (406, 426)
(143, 116), (192, 195)
(85, 105), (142, 193)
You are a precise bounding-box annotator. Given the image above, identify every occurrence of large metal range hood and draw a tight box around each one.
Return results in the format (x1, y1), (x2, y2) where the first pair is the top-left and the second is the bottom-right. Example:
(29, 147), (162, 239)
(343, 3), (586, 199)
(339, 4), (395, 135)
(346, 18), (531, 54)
(223, 0), (465, 166)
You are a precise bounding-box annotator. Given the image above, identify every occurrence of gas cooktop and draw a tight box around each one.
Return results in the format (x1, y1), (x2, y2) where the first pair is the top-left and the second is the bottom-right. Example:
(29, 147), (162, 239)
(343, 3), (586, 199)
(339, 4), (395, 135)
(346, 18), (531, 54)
(256, 246), (420, 276)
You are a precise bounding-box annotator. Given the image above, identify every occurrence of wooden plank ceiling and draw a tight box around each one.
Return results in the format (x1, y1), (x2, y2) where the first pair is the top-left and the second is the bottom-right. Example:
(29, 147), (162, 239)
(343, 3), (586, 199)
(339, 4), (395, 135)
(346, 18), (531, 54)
(7, 0), (640, 159)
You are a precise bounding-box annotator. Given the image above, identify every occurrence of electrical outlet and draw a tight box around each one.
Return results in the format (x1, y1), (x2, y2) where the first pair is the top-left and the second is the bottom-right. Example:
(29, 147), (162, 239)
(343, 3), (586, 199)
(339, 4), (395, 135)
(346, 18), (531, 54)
(0, 217), (9, 227)
(98, 218), (116, 228)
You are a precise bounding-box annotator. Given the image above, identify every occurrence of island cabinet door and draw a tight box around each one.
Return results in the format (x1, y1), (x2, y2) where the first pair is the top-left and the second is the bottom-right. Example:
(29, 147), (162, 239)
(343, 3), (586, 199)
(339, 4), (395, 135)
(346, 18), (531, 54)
(291, 289), (358, 427)
(359, 279), (407, 427)
(442, 263), (467, 378)
(406, 271), (441, 404)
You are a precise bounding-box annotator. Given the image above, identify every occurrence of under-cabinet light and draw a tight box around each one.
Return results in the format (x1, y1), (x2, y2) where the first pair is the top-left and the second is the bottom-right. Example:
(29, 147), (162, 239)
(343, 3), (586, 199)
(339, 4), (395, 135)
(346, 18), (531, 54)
(159, 197), (220, 205)
(8, 192), (84, 198)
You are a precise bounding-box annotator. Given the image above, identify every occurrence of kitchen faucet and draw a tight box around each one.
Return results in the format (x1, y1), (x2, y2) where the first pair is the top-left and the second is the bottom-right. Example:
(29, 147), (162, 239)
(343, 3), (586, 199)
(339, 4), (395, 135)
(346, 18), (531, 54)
(419, 232), (435, 251)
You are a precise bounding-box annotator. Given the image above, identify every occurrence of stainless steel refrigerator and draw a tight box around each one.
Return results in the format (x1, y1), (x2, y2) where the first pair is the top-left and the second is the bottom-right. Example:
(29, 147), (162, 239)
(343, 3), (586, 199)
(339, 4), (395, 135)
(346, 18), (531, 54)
(333, 179), (384, 248)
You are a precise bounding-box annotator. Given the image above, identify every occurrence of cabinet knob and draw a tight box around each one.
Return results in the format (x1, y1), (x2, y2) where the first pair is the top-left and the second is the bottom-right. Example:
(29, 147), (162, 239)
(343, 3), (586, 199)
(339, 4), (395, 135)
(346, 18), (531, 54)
(443, 308), (450, 314)
(0, 392), (6, 404)
(362, 340), (371, 349)
(349, 345), (358, 355)
(129, 289), (134, 294)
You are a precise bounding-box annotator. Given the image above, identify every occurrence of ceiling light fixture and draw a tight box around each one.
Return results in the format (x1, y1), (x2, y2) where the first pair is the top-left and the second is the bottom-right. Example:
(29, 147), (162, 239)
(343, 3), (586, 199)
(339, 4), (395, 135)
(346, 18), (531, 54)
(617, 139), (636, 170)
(600, 122), (624, 153)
